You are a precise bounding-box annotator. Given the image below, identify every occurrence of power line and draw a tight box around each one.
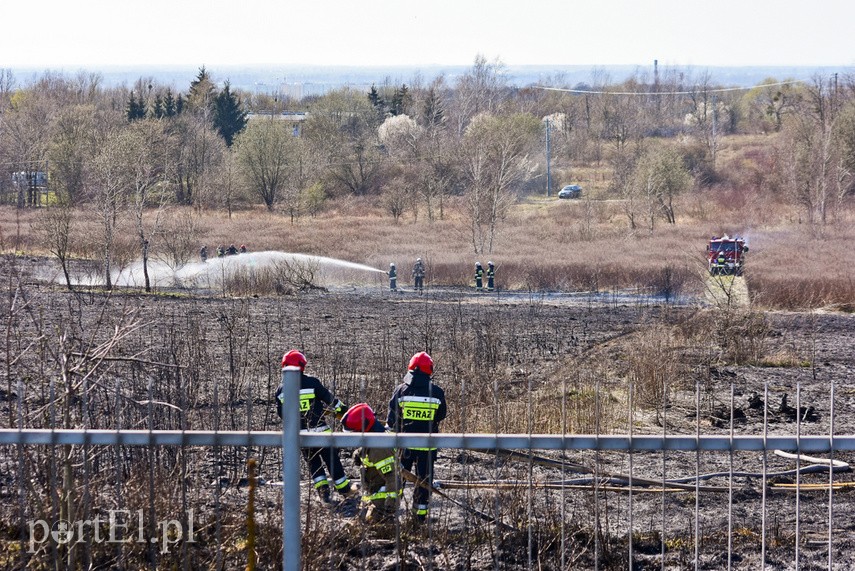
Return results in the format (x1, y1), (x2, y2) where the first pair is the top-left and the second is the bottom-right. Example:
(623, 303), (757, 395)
(534, 79), (807, 96)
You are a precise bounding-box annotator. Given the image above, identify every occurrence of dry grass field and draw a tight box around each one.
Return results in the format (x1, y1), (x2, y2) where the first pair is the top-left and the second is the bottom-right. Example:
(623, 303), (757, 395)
(3, 182), (855, 309)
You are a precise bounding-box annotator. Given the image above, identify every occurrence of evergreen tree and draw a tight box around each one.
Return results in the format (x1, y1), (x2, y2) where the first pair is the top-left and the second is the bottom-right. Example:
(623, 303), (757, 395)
(368, 84), (383, 108)
(188, 66), (216, 114)
(390, 84), (409, 116)
(153, 93), (165, 118)
(422, 87), (445, 127)
(368, 84), (387, 120)
(175, 93), (185, 115)
(126, 90), (146, 122)
(164, 89), (176, 117)
(213, 81), (248, 147)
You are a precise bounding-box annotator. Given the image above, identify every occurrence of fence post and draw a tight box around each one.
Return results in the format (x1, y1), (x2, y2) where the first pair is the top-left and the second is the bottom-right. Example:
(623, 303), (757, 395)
(281, 366), (301, 571)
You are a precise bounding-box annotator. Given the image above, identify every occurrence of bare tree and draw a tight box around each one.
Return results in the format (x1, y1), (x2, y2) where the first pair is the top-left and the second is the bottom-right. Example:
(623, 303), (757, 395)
(234, 117), (294, 211)
(91, 129), (130, 289)
(782, 75), (846, 227)
(210, 149), (244, 217)
(631, 147), (692, 230)
(0, 85), (54, 207)
(461, 113), (541, 253)
(47, 104), (96, 205)
(159, 209), (201, 268)
(451, 55), (508, 137)
(171, 113), (225, 206)
(123, 119), (173, 291)
(303, 88), (384, 196)
(32, 194), (75, 289)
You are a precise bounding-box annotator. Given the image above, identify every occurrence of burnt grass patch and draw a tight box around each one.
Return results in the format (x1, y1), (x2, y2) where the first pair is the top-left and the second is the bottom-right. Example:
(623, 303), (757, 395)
(2, 255), (855, 569)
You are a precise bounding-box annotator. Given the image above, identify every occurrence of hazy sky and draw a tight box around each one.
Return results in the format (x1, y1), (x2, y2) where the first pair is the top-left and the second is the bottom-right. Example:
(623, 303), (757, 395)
(4, 0), (854, 69)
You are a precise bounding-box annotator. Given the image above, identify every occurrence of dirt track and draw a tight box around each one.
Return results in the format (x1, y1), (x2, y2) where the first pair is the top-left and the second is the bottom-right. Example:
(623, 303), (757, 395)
(704, 274), (750, 307)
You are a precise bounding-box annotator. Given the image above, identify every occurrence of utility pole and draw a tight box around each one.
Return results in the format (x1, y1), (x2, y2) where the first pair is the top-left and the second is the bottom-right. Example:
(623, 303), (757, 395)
(711, 94), (718, 170)
(545, 117), (552, 197)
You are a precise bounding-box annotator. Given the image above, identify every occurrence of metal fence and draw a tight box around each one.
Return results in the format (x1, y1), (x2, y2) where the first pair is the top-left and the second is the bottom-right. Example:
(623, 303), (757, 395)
(2, 379), (853, 570)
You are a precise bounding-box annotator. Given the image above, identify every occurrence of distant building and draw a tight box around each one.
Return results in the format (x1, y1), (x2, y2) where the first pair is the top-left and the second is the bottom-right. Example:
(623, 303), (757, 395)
(246, 111), (308, 136)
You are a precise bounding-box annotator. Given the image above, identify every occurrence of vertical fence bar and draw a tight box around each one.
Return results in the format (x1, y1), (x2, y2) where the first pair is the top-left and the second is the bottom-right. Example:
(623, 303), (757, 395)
(727, 383), (734, 571)
(795, 383), (801, 570)
(282, 367), (301, 571)
(694, 379), (700, 570)
(761, 382), (768, 569)
(628, 378), (633, 570)
(827, 380), (835, 570)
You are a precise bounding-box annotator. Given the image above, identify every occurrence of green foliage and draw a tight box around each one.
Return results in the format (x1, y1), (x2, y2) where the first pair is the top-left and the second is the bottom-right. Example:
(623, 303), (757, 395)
(301, 182), (326, 216)
(633, 147), (692, 224)
(163, 89), (177, 117)
(389, 84), (409, 116)
(126, 90), (146, 122)
(213, 82), (248, 147)
(187, 66), (216, 112)
(152, 93), (165, 119)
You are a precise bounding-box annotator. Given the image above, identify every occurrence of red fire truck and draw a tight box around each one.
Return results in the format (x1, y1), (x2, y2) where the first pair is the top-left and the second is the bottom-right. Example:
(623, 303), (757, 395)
(707, 235), (748, 275)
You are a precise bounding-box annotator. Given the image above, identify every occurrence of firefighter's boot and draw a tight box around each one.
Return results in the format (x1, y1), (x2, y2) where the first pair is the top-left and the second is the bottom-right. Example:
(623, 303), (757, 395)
(339, 482), (360, 499)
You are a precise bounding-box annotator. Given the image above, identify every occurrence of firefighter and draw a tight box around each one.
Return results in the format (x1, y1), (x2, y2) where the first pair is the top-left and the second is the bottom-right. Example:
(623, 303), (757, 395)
(387, 352), (447, 523)
(217, 245), (225, 258)
(388, 263), (397, 291)
(275, 350), (357, 504)
(412, 258), (425, 292)
(239, 244), (247, 254)
(227, 243), (238, 256)
(341, 403), (400, 523)
(486, 261), (495, 292)
(474, 262), (484, 291)
(200, 245), (208, 263)
(716, 250), (727, 274)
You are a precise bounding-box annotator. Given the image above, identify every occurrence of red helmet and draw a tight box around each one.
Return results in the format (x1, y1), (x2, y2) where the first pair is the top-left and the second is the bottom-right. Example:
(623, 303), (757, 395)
(342, 403), (376, 432)
(281, 350), (307, 371)
(408, 351), (434, 376)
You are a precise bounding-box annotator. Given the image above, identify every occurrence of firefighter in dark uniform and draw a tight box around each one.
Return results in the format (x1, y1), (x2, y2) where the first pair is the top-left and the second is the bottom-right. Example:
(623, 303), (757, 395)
(200, 245), (208, 262)
(474, 262), (484, 291)
(412, 258), (425, 292)
(387, 352), (447, 523)
(276, 350), (357, 503)
(341, 403), (400, 523)
(389, 263), (397, 291)
(486, 261), (495, 292)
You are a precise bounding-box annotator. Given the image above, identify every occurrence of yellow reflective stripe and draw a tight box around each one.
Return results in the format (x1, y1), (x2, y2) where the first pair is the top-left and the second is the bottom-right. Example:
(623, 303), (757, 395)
(362, 455), (395, 469)
(401, 401), (439, 410)
(408, 447), (438, 451)
(363, 490), (399, 502)
(375, 456), (395, 473)
(312, 475), (329, 489)
(333, 478), (351, 490)
(399, 396), (441, 405)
